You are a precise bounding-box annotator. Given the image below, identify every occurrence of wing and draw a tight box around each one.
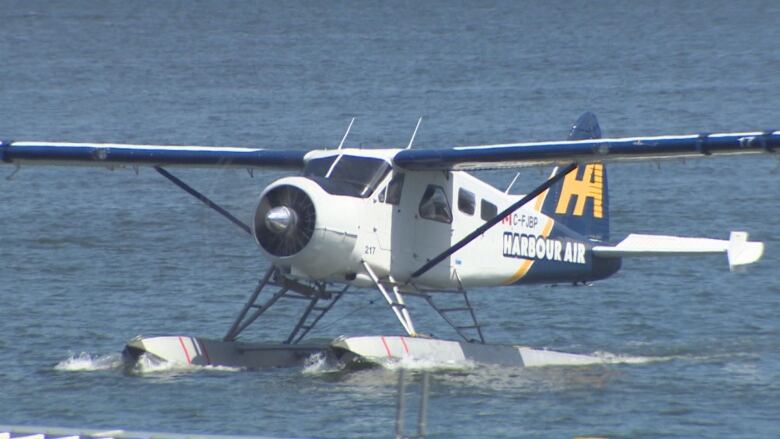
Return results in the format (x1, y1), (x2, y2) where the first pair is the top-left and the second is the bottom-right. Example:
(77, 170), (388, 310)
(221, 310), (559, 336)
(0, 141), (309, 170)
(3, 129), (778, 171)
(394, 131), (779, 170)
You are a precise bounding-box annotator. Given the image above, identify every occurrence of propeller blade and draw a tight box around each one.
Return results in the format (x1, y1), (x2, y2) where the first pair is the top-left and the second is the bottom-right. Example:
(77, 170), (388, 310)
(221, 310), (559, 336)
(410, 163), (578, 279)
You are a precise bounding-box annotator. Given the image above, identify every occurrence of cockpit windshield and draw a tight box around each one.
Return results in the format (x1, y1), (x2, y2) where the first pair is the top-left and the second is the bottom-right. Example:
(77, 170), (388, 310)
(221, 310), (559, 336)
(304, 155), (391, 198)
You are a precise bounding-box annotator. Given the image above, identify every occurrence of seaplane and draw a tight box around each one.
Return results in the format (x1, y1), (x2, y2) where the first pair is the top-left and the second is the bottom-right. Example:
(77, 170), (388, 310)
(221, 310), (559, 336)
(1, 112), (775, 369)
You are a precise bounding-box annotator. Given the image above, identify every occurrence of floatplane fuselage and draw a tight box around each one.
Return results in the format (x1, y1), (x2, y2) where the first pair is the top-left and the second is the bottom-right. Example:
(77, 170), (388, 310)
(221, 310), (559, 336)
(257, 149), (619, 292)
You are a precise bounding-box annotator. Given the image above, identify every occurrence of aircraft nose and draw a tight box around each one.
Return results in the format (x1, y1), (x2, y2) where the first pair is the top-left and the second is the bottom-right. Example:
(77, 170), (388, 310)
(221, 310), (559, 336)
(265, 206), (298, 235)
(253, 183), (316, 257)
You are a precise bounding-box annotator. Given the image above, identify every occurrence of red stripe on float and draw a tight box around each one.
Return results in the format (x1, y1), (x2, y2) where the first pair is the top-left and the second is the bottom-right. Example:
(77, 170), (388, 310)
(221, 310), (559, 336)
(380, 336), (392, 358)
(399, 337), (409, 354)
(178, 336), (192, 364)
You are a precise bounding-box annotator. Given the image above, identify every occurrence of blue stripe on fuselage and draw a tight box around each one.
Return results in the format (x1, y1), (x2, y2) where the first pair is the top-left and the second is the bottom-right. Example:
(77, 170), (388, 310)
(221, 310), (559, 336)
(507, 221), (621, 285)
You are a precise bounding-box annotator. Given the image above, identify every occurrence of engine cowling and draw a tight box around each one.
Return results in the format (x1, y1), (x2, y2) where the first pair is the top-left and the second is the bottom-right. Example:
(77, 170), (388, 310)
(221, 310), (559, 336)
(252, 177), (361, 280)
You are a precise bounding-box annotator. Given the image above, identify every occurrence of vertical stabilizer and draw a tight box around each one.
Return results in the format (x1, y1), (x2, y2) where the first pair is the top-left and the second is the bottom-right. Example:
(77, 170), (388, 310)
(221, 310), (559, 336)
(566, 111), (602, 140)
(541, 112), (609, 241)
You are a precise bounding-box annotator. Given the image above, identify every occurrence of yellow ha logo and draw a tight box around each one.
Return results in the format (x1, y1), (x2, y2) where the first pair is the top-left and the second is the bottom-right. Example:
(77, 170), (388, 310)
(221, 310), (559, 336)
(554, 164), (604, 218)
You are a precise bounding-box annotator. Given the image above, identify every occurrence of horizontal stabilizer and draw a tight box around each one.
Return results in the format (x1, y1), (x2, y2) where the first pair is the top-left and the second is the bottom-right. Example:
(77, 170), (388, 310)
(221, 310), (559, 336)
(593, 231), (763, 271)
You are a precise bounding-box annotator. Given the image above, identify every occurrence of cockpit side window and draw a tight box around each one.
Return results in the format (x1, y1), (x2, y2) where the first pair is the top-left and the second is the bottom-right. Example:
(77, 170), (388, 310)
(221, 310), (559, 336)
(419, 185), (452, 224)
(458, 188), (475, 215)
(481, 199), (498, 221)
(378, 173), (405, 205)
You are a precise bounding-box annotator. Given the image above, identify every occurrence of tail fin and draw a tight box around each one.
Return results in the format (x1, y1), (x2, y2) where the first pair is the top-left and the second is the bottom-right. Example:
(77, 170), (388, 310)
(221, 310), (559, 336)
(540, 112), (610, 241)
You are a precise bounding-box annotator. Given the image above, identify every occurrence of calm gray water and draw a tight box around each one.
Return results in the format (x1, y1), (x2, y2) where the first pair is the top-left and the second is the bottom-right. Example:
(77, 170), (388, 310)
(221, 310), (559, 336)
(1, 1), (779, 438)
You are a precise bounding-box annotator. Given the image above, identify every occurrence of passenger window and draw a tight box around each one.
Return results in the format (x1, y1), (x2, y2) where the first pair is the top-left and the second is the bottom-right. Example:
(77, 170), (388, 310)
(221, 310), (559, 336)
(481, 199), (498, 221)
(458, 188), (475, 215)
(419, 185), (453, 224)
(379, 173), (405, 205)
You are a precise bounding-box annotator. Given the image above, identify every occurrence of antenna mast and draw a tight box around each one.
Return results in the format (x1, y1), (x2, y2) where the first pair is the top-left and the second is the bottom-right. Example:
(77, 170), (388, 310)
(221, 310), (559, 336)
(505, 173), (521, 194)
(406, 117), (423, 150)
(337, 117), (356, 150)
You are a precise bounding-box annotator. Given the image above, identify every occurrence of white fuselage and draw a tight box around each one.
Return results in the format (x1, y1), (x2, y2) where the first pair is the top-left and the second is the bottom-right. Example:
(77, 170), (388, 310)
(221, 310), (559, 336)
(252, 149), (584, 291)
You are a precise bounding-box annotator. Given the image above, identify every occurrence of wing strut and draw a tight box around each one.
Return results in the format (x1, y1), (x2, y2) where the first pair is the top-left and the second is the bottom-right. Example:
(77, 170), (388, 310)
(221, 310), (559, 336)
(410, 163), (578, 279)
(154, 166), (252, 236)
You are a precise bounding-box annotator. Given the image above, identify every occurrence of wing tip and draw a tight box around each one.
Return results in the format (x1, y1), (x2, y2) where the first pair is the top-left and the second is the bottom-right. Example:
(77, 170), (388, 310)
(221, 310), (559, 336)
(727, 231), (764, 271)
